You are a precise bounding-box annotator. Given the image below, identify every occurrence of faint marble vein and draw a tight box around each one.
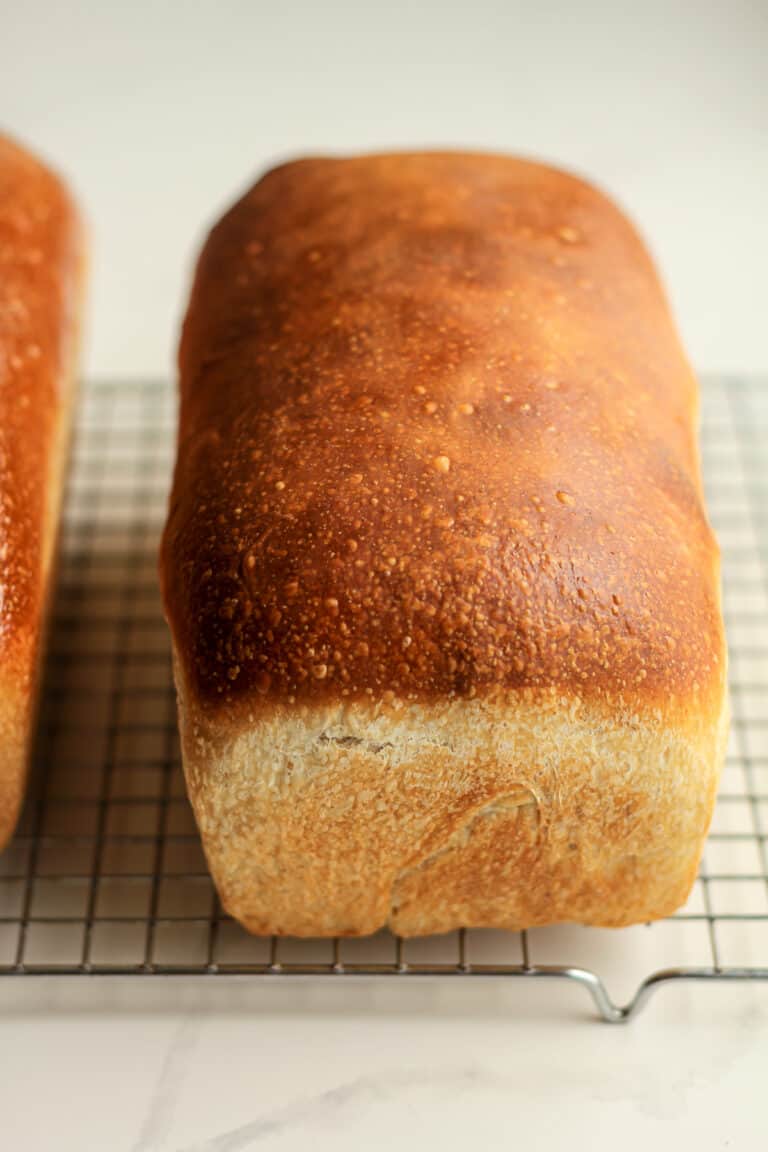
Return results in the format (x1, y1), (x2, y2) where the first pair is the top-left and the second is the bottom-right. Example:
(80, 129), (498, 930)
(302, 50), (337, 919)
(173, 1066), (485, 1152)
(132, 1015), (201, 1152)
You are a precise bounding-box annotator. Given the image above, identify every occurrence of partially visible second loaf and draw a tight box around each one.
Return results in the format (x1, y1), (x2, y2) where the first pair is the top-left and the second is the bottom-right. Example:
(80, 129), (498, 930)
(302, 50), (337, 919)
(0, 135), (83, 848)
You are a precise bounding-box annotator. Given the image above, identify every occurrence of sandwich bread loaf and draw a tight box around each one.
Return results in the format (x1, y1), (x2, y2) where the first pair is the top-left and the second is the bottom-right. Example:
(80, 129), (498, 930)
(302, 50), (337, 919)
(0, 135), (83, 848)
(161, 153), (728, 936)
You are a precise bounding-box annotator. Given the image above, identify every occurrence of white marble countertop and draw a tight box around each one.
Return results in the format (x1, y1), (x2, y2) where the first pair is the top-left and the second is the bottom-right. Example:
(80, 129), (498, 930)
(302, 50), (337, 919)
(0, 979), (766, 1150)
(1, 2), (767, 1148)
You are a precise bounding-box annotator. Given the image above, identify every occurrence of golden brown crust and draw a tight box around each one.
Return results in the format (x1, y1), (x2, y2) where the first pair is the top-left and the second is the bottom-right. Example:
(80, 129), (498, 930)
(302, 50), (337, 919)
(163, 153), (724, 718)
(162, 152), (728, 936)
(0, 135), (82, 847)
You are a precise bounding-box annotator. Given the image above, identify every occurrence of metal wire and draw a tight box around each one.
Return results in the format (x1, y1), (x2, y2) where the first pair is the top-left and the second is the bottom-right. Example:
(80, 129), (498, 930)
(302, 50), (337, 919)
(1, 377), (767, 1022)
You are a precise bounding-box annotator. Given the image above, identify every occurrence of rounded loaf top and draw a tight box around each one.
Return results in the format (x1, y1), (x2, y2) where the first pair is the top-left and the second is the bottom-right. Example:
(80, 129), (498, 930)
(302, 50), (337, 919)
(162, 152), (725, 717)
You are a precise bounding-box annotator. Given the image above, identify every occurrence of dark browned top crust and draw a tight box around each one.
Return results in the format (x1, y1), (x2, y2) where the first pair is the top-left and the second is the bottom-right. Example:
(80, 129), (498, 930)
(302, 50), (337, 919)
(0, 135), (79, 674)
(163, 153), (724, 714)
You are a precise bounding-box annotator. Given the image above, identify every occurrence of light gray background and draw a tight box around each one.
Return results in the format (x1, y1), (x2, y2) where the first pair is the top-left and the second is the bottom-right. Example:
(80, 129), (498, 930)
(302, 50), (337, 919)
(2, 0), (766, 378)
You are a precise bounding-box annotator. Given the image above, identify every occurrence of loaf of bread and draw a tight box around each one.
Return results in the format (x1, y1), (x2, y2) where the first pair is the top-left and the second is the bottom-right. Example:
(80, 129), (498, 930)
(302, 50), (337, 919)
(0, 136), (83, 848)
(161, 153), (728, 937)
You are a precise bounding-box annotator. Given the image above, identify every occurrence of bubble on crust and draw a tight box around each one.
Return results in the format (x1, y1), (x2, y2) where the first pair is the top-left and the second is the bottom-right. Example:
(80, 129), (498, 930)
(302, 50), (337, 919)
(557, 225), (581, 244)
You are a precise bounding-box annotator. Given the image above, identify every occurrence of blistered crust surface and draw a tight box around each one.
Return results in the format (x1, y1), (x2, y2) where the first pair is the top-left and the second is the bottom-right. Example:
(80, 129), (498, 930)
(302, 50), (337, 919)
(163, 152), (724, 712)
(0, 135), (79, 671)
(0, 135), (80, 844)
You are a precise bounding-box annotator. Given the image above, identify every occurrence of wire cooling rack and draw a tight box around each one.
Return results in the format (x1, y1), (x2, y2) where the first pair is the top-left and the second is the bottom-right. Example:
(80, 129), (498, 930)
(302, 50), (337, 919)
(1, 377), (767, 1023)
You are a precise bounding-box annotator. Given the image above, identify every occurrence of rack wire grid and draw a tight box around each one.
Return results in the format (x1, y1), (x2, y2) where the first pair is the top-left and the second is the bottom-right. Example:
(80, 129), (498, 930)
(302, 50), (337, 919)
(0, 376), (767, 1023)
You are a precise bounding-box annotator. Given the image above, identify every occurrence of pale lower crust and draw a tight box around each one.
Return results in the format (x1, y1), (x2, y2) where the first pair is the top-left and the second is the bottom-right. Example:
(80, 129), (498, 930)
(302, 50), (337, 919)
(176, 668), (728, 937)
